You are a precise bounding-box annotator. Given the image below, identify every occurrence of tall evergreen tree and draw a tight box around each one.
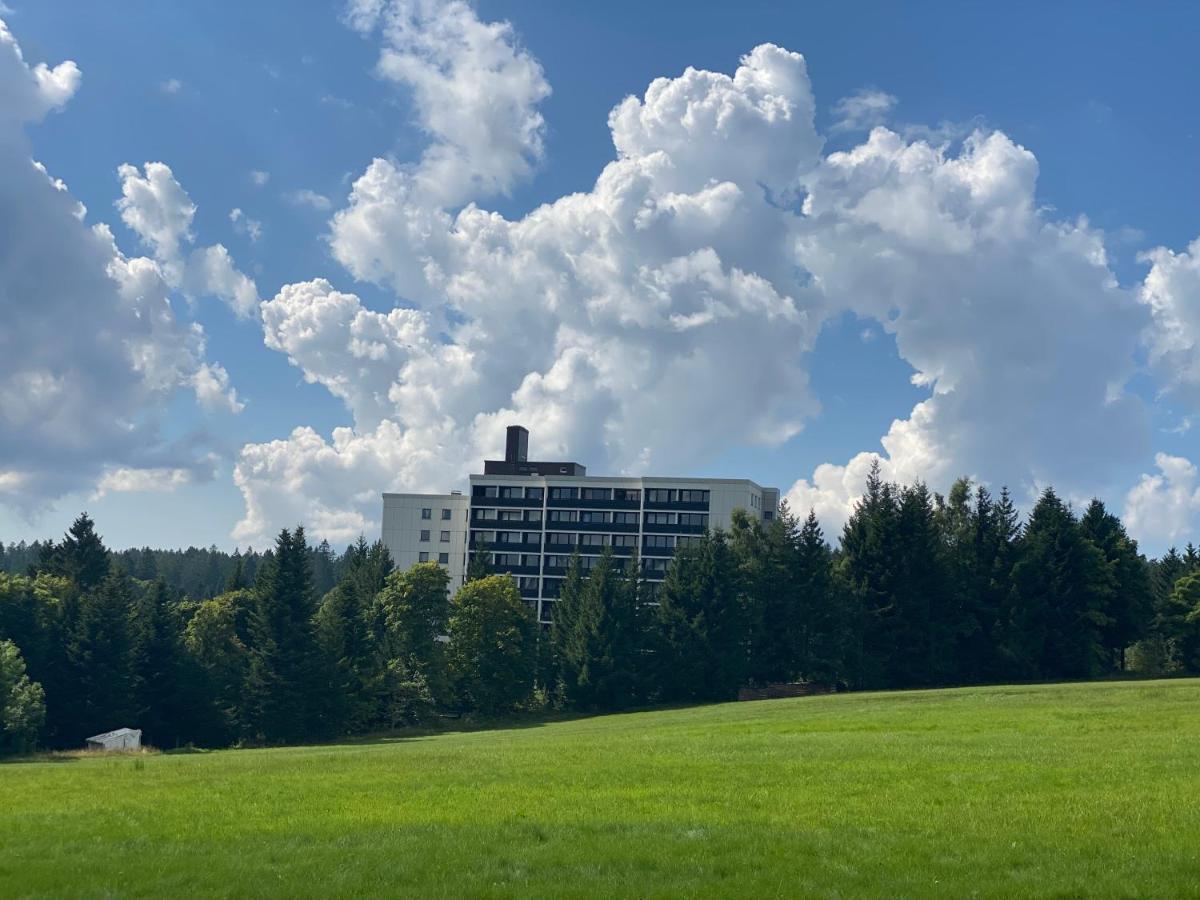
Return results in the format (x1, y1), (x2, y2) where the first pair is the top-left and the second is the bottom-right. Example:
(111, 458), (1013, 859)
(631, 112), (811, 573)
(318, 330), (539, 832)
(839, 461), (901, 688)
(1007, 490), (1111, 679)
(127, 578), (186, 747)
(794, 510), (845, 683)
(67, 566), (135, 739)
(1079, 499), (1153, 672)
(243, 527), (325, 743)
(653, 530), (746, 702)
(552, 546), (642, 710)
(51, 513), (111, 592)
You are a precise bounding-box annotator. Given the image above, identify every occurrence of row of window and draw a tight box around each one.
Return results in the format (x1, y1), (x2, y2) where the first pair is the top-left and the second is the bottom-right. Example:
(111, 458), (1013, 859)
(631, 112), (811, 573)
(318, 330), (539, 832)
(420, 507), (455, 520)
(473, 508), (543, 523)
(647, 488), (709, 504)
(473, 531), (702, 551)
(418, 530), (452, 543)
(417, 552), (451, 565)
(470, 485), (712, 504)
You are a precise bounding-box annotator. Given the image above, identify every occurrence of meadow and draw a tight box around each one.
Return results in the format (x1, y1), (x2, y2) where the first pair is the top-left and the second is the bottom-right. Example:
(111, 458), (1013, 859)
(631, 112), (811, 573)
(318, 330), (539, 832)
(3, 679), (1199, 898)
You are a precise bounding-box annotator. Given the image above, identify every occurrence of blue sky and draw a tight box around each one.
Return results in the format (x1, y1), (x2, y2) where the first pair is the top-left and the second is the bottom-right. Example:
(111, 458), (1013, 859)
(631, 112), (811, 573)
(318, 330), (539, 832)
(1, 0), (1197, 553)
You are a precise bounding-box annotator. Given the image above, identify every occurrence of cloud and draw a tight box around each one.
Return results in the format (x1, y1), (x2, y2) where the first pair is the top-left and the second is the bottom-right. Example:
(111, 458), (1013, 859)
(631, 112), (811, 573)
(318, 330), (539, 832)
(249, 169), (270, 187)
(285, 188), (332, 210)
(229, 207), (263, 242)
(830, 87), (897, 133)
(0, 21), (238, 511)
(159, 77), (183, 95)
(117, 162), (261, 317)
(235, 39), (829, 542)
(233, 7), (1194, 551)
(1140, 238), (1200, 404)
(1123, 453), (1200, 547)
(343, 0), (550, 207)
(93, 466), (193, 499)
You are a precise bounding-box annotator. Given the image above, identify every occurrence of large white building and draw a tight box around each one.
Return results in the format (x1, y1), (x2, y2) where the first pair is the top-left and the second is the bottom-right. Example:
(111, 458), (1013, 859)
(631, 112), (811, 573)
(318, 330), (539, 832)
(382, 426), (779, 624)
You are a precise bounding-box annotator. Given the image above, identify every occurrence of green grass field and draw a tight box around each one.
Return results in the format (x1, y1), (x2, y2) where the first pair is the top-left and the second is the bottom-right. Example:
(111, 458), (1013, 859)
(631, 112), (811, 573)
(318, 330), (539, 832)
(3, 680), (1199, 898)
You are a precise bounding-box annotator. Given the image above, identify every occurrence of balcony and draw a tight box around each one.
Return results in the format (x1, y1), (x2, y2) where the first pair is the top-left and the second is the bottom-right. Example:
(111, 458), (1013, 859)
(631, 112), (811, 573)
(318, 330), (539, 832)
(546, 497), (640, 510)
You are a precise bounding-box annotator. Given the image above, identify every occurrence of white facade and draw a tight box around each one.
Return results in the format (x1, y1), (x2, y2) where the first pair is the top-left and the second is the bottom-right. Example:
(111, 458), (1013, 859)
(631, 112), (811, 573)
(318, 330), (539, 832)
(86, 728), (142, 751)
(381, 471), (778, 625)
(381, 491), (471, 586)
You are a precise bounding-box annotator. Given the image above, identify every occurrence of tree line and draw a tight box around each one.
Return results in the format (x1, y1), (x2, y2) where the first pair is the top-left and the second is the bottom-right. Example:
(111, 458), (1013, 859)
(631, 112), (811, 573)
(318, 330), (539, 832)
(3, 464), (1200, 753)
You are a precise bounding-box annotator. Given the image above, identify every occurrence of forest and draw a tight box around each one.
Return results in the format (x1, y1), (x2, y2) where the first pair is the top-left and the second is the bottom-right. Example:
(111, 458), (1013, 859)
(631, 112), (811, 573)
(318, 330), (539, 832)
(2, 463), (1199, 753)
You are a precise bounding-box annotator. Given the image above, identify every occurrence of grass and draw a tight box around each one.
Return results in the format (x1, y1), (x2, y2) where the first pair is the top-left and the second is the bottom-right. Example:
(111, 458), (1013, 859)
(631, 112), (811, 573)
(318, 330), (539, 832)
(3, 680), (1200, 898)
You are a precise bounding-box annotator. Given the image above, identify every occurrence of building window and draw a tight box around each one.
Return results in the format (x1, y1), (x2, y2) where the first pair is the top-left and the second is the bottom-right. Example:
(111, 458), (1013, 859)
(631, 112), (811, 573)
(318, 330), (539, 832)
(521, 554), (540, 567)
(421, 508), (432, 519)
(438, 553), (449, 565)
(499, 485), (523, 499)
(474, 485), (499, 498)
(518, 576), (539, 592)
(544, 555), (569, 568)
(440, 531), (450, 542)
(679, 489), (710, 503)
(526, 510), (542, 523)
(420, 530), (430, 542)
(677, 535), (702, 549)
(580, 555), (602, 570)
(581, 487), (611, 501)
(550, 486), (578, 500)
(644, 534), (675, 549)
(474, 508), (497, 521)
(418, 551), (429, 563)
(643, 558), (669, 573)
(611, 534), (637, 548)
(613, 511), (638, 525)
(441, 508), (452, 520)
(763, 510), (775, 521)
(547, 532), (576, 545)
(645, 512), (674, 525)
(579, 510), (611, 524)
(496, 553), (522, 567)
(678, 513), (709, 528)
(526, 487), (544, 501)
(580, 533), (607, 547)
(499, 510), (523, 521)
(614, 488), (640, 502)
(549, 510), (579, 523)
(646, 489), (675, 503)
(472, 530), (496, 544)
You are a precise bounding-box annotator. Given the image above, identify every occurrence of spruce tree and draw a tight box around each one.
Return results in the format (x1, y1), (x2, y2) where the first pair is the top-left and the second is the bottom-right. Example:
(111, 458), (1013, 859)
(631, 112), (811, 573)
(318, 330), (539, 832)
(1008, 490), (1110, 679)
(243, 527), (325, 743)
(794, 510), (844, 683)
(839, 461), (901, 688)
(653, 530), (746, 702)
(56, 514), (111, 592)
(553, 546), (641, 710)
(1079, 500), (1153, 672)
(67, 566), (135, 739)
(127, 579), (185, 747)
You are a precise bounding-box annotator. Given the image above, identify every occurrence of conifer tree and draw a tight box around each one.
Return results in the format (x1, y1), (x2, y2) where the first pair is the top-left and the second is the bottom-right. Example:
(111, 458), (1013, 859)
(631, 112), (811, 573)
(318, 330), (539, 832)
(794, 509), (844, 683)
(653, 530), (745, 702)
(67, 566), (135, 739)
(54, 513), (111, 592)
(553, 546), (641, 710)
(1007, 490), (1111, 679)
(243, 527), (325, 743)
(1079, 499), (1153, 671)
(127, 578), (185, 747)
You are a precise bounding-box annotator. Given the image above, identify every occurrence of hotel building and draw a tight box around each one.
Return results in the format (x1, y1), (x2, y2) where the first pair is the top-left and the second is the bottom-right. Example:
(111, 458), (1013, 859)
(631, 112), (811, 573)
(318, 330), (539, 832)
(381, 426), (779, 624)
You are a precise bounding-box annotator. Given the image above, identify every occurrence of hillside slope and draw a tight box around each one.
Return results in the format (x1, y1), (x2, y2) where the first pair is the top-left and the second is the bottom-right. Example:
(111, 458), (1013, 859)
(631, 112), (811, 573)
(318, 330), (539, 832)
(4, 680), (1200, 898)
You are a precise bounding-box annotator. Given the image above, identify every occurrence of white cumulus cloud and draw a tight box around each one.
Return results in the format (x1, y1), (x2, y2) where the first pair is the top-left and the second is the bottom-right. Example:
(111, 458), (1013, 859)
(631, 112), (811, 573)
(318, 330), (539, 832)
(0, 19), (239, 511)
(1123, 453), (1200, 548)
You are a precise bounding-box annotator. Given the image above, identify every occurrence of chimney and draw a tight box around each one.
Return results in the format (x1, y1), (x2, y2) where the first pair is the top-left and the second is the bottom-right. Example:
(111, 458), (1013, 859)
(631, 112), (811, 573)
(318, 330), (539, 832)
(505, 425), (529, 463)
